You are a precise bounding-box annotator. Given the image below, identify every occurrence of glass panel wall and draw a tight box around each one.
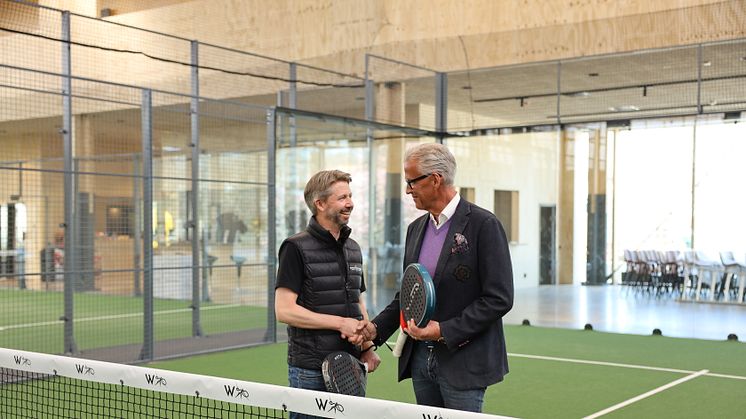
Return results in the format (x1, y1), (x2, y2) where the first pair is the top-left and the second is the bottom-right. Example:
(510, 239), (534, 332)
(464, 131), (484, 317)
(274, 110), (435, 313)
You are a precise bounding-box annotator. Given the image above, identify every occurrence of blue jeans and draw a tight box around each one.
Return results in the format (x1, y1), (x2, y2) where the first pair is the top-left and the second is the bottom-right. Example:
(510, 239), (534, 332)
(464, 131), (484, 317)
(288, 365), (327, 419)
(411, 341), (486, 412)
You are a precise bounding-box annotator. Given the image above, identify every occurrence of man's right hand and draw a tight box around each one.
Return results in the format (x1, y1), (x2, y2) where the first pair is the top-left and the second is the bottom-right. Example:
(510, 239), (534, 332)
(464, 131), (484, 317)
(357, 320), (377, 341)
(339, 317), (366, 345)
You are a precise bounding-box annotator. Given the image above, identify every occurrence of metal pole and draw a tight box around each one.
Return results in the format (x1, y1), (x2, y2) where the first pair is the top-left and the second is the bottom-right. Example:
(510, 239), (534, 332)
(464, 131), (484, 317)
(435, 72), (447, 142)
(61, 10), (78, 355)
(133, 155), (142, 296)
(266, 108), (277, 342)
(140, 89), (154, 361)
(364, 61), (377, 309)
(190, 40), (203, 337)
(556, 61), (562, 125)
(696, 44), (703, 114)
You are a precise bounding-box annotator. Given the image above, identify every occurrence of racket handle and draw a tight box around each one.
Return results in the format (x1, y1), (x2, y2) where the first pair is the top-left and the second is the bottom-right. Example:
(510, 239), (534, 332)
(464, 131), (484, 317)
(392, 328), (407, 358)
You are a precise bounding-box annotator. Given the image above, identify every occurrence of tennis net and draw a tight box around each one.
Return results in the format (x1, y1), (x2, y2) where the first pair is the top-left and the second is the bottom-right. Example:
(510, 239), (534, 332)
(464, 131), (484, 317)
(1, 347), (510, 418)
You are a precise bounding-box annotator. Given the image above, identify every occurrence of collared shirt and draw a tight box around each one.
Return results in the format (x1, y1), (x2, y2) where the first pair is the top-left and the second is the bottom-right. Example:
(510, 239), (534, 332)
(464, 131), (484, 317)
(429, 193), (460, 230)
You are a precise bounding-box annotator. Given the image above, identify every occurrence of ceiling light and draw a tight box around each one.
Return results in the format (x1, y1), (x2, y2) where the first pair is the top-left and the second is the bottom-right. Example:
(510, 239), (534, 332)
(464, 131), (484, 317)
(608, 105), (640, 112)
(702, 61), (712, 67)
(162, 146), (181, 152)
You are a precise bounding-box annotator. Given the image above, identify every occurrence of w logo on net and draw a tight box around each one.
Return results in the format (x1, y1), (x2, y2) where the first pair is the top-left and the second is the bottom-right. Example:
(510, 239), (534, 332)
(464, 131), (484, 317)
(224, 385), (250, 399)
(13, 355), (31, 366)
(315, 397), (345, 414)
(144, 373), (167, 386)
(75, 364), (95, 376)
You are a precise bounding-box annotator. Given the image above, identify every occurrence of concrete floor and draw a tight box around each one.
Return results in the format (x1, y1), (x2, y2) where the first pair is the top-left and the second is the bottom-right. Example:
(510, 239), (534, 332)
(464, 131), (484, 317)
(503, 284), (746, 341)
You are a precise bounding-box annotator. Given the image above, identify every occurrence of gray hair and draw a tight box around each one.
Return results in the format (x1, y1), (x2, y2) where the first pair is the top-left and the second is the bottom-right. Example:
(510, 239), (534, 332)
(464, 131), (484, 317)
(404, 143), (456, 186)
(304, 170), (352, 215)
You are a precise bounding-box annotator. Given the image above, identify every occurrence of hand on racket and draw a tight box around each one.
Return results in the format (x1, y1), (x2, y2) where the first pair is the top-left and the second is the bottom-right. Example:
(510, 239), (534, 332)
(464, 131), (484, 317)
(399, 263), (436, 328)
(394, 263), (436, 355)
(321, 351), (367, 397)
(405, 318), (441, 342)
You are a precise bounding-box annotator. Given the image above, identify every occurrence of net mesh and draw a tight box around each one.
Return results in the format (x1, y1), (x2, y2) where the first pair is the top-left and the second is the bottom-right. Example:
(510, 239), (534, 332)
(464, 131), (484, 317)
(0, 348), (508, 419)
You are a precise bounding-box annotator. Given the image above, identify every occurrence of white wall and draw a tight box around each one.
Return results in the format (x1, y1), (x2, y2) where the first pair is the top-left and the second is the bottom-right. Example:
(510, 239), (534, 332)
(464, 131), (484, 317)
(448, 130), (559, 289)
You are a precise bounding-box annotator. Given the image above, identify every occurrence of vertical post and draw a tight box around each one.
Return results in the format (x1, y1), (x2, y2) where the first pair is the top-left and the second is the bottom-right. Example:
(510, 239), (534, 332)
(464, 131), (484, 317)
(140, 89), (154, 361)
(61, 10), (78, 355)
(556, 61), (562, 125)
(133, 155), (142, 296)
(435, 72), (447, 142)
(266, 108), (277, 342)
(190, 40), (203, 337)
(696, 44), (703, 114)
(364, 57), (377, 308)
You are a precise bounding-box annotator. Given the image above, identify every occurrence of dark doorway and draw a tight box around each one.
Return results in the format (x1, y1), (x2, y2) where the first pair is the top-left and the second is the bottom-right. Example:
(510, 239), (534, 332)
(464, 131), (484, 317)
(539, 205), (556, 285)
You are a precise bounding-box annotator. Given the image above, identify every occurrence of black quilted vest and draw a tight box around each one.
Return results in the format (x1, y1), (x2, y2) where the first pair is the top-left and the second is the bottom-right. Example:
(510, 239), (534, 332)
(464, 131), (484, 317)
(285, 217), (364, 370)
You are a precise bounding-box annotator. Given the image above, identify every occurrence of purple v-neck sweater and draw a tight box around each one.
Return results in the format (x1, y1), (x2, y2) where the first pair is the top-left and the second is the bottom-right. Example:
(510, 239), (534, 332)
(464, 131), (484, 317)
(417, 218), (452, 277)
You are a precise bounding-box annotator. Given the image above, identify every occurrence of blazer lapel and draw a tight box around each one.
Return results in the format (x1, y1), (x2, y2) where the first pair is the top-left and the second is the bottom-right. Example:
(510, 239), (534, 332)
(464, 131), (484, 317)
(433, 199), (470, 283)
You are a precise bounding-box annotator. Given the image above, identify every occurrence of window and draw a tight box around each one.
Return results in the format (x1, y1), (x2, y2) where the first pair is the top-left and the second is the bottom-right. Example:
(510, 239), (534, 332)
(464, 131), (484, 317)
(459, 187), (475, 202)
(494, 190), (519, 242)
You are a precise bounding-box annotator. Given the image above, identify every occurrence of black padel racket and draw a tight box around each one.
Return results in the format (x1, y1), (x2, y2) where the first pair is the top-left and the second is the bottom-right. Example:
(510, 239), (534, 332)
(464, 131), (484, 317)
(400, 263), (436, 328)
(321, 351), (367, 397)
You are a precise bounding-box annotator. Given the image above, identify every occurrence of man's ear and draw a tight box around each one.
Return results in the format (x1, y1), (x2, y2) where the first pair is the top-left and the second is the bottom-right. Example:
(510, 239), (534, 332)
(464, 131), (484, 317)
(314, 199), (325, 214)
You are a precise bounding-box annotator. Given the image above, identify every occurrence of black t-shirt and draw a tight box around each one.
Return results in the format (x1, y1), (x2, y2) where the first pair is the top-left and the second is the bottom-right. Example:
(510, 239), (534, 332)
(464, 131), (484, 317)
(275, 240), (366, 295)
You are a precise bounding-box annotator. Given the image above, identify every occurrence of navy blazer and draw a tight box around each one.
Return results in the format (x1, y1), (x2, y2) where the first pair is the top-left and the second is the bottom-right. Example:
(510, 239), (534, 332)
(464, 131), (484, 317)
(372, 198), (514, 389)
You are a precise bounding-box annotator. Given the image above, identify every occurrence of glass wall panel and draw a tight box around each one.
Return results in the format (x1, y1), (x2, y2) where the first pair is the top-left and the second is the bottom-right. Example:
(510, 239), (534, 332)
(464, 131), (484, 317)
(446, 129), (561, 327)
(692, 118), (746, 256)
(274, 111), (435, 313)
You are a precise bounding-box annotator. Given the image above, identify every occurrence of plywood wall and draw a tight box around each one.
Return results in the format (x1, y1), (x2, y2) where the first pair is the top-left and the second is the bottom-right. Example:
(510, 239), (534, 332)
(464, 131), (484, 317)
(97, 0), (745, 74)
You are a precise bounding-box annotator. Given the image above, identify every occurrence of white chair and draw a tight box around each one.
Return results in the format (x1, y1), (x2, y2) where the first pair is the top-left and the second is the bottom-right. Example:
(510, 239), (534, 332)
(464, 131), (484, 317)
(693, 251), (723, 301)
(719, 251), (741, 302)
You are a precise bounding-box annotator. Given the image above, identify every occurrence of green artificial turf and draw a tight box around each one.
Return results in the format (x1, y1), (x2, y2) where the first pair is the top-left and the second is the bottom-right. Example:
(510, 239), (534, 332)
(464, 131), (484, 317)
(0, 288), (269, 353)
(149, 325), (746, 418)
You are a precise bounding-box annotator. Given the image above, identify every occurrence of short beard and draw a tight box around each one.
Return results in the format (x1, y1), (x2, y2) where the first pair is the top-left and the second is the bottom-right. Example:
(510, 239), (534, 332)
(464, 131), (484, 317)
(333, 211), (351, 227)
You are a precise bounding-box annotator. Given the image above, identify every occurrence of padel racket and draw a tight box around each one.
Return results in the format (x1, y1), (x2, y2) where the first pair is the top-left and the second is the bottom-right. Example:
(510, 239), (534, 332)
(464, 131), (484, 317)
(400, 263), (436, 328)
(321, 351), (367, 397)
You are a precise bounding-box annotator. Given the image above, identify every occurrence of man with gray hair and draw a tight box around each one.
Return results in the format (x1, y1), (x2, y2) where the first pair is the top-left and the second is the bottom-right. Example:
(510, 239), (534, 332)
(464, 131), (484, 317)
(275, 170), (380, 418)
(361, 143), (514, 412)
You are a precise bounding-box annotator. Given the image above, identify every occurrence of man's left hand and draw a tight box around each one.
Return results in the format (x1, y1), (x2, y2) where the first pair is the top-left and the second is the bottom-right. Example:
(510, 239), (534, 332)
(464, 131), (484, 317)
(406, 319), (441, 341)
(360, 348), (381, 372)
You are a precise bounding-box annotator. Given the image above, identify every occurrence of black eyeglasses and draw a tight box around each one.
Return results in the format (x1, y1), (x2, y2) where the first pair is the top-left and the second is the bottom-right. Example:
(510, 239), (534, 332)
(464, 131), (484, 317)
(405, 173), (431, 189)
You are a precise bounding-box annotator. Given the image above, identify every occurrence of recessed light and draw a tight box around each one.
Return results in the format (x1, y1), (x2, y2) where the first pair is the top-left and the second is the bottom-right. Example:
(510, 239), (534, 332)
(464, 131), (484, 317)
(608, 105), (640, 112)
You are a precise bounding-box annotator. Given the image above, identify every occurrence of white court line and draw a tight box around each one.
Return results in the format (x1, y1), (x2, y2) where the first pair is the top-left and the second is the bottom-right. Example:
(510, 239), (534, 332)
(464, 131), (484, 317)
(509, 352), (746, 380)
(508, 353), (694, 374)
(0, 304), (243, 331)
(582, 369), (709, 419)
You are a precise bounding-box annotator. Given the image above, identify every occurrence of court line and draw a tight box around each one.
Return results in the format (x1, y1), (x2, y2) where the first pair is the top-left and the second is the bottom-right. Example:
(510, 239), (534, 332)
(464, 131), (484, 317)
(582, 369), (709, 419)
(0, 304), (243, 331)
(507, 352), (746, 381)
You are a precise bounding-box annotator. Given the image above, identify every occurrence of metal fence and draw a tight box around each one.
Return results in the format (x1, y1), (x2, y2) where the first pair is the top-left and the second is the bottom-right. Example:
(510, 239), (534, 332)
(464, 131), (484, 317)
(2, 0), (746, 363)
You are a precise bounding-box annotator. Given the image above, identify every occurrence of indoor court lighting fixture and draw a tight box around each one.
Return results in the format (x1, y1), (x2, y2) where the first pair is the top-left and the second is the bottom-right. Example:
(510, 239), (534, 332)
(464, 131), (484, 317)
(608, 105), (640, 112)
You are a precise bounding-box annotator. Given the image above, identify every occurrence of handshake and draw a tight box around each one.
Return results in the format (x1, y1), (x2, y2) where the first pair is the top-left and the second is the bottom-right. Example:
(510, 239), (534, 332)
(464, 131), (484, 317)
(339, 318), (378, 346)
